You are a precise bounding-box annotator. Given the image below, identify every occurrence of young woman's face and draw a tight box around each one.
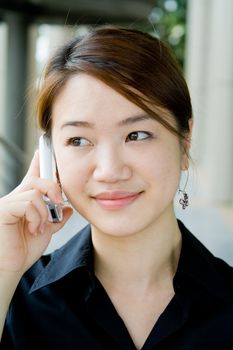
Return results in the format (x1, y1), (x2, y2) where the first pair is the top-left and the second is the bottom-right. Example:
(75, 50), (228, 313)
(52, 74), (187, 237)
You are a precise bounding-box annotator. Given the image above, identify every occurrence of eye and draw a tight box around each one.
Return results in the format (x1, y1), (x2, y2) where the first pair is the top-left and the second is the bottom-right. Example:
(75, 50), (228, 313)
(126, 131), (153, 142)
(65, 137), (92, 147)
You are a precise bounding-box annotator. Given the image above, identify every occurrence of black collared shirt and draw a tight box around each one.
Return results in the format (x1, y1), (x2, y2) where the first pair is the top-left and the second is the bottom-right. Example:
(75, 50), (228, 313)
(2, 221), (233, 349)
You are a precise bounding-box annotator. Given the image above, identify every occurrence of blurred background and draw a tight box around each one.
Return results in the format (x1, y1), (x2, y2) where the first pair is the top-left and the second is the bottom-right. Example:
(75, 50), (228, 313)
(1, 0), (233, 262)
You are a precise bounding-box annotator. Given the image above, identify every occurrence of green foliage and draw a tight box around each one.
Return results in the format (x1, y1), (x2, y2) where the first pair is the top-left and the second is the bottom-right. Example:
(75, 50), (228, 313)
(145, 0), (187, 68)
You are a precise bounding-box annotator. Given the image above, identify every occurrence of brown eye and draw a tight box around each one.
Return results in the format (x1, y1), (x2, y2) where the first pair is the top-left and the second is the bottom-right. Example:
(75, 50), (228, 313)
(126, 131), (152, 142)
(66, 137), (91, 146)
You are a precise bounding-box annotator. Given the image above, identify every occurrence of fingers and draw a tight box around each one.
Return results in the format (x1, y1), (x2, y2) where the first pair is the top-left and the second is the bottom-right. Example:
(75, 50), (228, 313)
(24, 201), (42, 234)
(24, 150), (40, 179)
(1, 149), (72, 237)
(0, 200), (43, 236)
(1, 192), (47, 232)
(9, 150), (63, 204)
(5, 150), (39, 197)
(2, 189), (52, 232)
(17, 190), (49, 234)
(20, 177), (63, 204)
(16, 191), (73, 235)
(25, 205), (73, 237)
(46, 207), (73, 235)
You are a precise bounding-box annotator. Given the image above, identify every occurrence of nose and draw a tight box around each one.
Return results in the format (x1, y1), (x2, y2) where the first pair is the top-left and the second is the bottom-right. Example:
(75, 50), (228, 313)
(92, 145), (132, 183)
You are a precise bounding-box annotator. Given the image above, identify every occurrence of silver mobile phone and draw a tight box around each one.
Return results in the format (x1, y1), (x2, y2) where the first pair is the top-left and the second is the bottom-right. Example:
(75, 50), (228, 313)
(39, 135), (63, 223)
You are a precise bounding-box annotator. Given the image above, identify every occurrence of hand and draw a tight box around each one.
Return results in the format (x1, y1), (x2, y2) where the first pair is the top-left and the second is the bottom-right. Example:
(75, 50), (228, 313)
(0, 150), (73, 276)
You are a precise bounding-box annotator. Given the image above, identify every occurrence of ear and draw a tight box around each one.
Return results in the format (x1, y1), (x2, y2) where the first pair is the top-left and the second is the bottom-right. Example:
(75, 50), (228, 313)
(181, 118), (193, 171)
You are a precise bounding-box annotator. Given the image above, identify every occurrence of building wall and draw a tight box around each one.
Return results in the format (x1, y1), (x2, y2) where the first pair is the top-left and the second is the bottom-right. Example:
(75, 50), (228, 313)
(0, 23), (7, 195)
(185, 0), (233, 205)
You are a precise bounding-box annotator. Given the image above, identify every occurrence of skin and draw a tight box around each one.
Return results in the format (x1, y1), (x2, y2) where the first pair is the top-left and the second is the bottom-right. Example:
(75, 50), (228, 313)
(52, 73), (188, 238)
(51, 74), (191, 349)
(0, 153), (73, 340)
(0, 72), (191, 348)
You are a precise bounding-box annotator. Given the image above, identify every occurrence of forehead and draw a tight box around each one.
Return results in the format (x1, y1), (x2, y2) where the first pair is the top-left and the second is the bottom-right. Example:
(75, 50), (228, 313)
(51, 73), (176, 132)
(52, 74), (144, 122)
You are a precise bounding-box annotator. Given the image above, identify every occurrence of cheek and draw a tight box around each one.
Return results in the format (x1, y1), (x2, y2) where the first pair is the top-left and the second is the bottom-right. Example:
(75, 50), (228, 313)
(55, 151), (88, 197)
(145, 144), (182, 192)
(141, 141), (181, 173)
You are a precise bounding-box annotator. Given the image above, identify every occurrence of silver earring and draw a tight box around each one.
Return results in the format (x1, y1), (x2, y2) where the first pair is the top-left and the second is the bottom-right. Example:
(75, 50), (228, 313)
(178, 171), (189, 210)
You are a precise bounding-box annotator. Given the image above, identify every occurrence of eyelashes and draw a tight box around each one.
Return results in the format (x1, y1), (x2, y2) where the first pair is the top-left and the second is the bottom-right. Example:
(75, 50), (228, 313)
(65, 137), (91, 147)
(65, 131), (154, 147)
(126, 131), (153, 142)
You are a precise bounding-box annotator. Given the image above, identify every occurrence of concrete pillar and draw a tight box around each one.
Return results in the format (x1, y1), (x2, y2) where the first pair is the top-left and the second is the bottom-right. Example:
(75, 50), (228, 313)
(202, 0), (233, 204)
(25, 24), (40, 160)
(185, 0), (213, 165)
(4, 12), (30, 191)
(185, 0), (233, 205)
(39, 24), (74, 58)
(0, 22), (7, 195)
(25, 24), (74, 157)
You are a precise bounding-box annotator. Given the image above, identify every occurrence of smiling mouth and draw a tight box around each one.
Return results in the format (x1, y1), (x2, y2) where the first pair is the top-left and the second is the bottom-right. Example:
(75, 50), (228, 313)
(92, 191), (143, 210)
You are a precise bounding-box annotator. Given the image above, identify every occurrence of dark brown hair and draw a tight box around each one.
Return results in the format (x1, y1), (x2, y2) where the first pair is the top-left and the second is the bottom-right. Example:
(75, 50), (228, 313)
(36, 26), (192, 139)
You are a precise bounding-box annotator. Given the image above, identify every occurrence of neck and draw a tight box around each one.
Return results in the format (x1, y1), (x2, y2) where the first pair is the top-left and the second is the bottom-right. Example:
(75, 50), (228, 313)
(92, 212), (182, 293)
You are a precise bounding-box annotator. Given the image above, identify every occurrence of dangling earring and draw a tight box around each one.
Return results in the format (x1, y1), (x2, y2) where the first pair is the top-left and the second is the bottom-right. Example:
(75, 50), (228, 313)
(178, 171), (189, 209)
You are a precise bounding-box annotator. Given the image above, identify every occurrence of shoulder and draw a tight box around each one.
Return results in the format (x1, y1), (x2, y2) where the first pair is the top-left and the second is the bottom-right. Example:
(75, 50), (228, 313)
(20, 224), (93, 293)
(177, 220), (233, 303)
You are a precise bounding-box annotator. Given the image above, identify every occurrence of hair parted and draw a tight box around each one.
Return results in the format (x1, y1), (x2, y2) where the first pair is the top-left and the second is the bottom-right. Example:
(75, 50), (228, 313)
(36, 26), (192, 139)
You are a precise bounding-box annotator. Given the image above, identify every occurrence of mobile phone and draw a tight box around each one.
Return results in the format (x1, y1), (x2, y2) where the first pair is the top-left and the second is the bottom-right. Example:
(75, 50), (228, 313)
(39, 135), (63, 223)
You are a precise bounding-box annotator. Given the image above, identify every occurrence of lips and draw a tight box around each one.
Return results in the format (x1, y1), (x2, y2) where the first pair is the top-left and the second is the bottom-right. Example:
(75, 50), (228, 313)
(92, 191), (142, 209)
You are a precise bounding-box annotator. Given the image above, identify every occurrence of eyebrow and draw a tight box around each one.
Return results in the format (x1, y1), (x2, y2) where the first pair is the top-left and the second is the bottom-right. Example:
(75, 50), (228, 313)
(118, 114), (153, 126)
(60, 114), (153, 130)
(60, 120), (94, 129)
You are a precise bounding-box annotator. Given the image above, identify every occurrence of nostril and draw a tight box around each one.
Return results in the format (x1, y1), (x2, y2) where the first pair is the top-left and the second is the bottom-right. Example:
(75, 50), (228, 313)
(93, 164), (132, 183)
(92, 148), (132, 182)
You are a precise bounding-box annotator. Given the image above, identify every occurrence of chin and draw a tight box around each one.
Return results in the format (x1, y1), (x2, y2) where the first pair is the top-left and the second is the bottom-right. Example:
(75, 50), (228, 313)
(90, 218), (151, 238)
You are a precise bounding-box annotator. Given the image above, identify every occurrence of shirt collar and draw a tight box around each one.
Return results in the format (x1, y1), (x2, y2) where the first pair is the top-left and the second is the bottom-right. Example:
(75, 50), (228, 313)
(175, 220), (233, 303)
(29, 224), (93, 294)
(29, 220), (233, 303)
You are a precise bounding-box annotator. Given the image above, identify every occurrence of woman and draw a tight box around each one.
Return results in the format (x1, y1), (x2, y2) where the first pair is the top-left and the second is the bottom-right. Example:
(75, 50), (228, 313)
(1, 27), (233, 350)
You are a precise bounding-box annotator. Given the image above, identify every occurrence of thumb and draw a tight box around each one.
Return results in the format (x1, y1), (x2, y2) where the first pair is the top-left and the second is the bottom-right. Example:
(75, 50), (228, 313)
(24, 149), (40, 179)
(8, 150), (40, 196)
